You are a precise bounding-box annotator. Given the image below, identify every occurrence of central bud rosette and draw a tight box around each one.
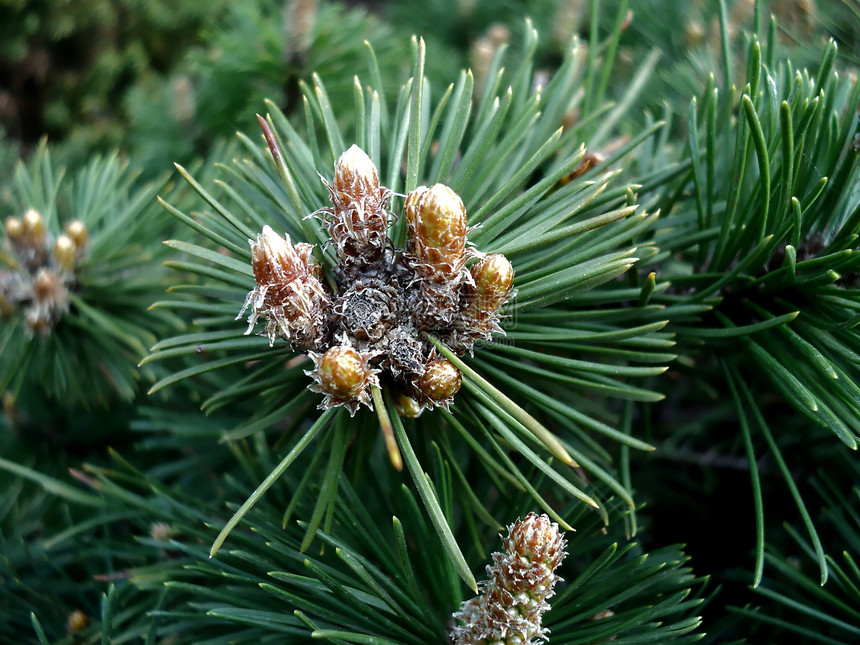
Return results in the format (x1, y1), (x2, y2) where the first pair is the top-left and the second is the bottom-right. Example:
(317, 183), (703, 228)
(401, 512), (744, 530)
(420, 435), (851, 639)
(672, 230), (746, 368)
(238, 145), (514, 416)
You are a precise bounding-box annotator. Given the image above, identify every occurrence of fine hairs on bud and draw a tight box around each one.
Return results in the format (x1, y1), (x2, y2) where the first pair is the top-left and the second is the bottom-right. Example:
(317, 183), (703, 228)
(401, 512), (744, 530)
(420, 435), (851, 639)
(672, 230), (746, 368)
(450, 513), (567, 645)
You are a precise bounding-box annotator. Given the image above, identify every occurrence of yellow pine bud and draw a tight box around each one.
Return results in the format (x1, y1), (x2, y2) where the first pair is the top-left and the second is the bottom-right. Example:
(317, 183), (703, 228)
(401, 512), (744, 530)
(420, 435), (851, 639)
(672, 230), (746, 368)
(317, 346), (367, 398)
(405, 183), (468, 282)
(394, 391), (422, 418)
(468, 253), (514, 316)
(5, 216), (22, 240)
(306, 342), (378, 415)
(64, 219), (89, 251)
(415, 359), (462, 403)
(21, 208), (45, 244)
(54, 234), (77, 271)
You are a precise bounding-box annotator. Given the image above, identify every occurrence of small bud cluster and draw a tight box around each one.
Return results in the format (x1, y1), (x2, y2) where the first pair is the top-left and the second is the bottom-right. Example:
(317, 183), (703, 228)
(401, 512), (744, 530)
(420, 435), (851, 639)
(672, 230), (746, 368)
(1, 209), (89, 336)
(239, 145), (514, 416)
(450, 513), (568, 645)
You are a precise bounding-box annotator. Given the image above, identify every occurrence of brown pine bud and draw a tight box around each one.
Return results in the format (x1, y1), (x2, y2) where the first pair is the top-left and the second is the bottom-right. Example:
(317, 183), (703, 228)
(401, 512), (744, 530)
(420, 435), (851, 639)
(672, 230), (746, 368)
(54, 234), (77, 271)
(450, 513), (567, 645)
(33, 267), (63, 300)
(325, 145), (389, 265)
(306, 342), (379, 415)
(415, 358), (461, 408)
(64, 219), (89, 251)
(238, 225), (330, 350)
(333, 144), (380, 202)
(405, 184), (468, 283)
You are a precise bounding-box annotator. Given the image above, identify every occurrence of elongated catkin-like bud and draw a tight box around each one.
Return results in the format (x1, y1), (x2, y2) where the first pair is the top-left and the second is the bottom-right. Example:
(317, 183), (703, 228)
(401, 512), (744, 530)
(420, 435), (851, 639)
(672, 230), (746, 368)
(404, 184), (469, 328)
(325, 145), (390, 267)
(450, 513), (567, 645)
(405, 183), (467, 283)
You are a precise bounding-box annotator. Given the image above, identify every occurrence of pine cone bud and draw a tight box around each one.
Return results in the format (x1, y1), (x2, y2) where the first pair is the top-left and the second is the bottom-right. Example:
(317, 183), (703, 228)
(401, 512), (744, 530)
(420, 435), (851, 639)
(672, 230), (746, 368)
(466, 253), (514, 318)
(325, 145), (389, 265)
(53, 234), (77, 271)
(64, 220), (89, 252)
(21, 208), (46, 246)
(393, 391), (422, 418)
(5, 216), (22, 241)
(405, 184), (468, 283)
(238, 225), (330, 350)
(450, 513), (567, 645)
(26, 267), (70, 335)
(377, 324), (427, 378)
(448, 253), (515, 354)
(333, 145), (380, 201)
(306, 342), (379, 415)
(414, 358), (461, 408)
(333, 279), (399, 343)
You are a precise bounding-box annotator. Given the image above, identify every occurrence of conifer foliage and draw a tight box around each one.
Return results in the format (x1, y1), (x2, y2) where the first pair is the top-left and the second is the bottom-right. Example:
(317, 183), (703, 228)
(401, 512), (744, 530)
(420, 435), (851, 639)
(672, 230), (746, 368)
(0, 1), (858, 644)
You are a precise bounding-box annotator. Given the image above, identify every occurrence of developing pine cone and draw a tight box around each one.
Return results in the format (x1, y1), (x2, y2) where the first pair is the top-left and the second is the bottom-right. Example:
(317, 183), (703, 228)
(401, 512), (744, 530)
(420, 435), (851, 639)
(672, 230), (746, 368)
(240, 145), (515, 415)
(450, 513), (567, 645)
